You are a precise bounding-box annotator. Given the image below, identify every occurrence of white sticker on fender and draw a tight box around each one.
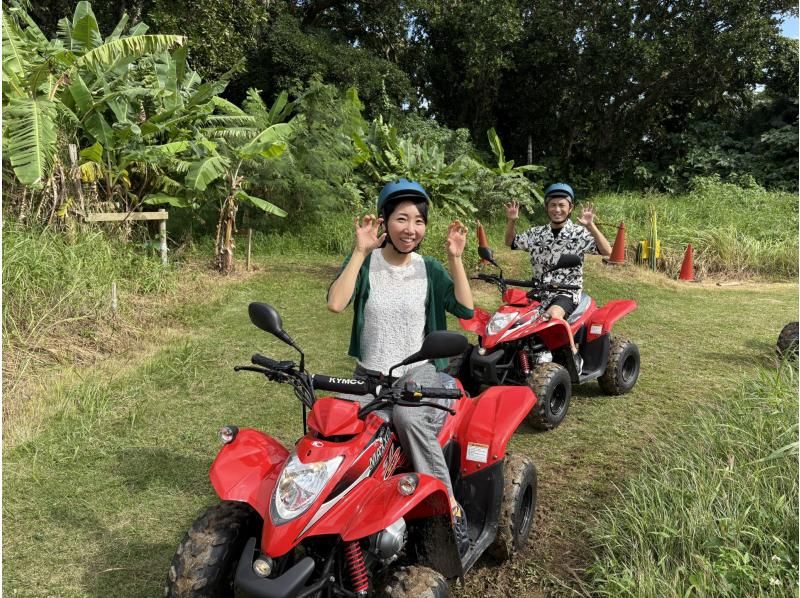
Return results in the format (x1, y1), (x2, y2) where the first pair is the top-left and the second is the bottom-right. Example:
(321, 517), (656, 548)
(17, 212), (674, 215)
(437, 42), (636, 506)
(466, 443), (489, 463)
(590, 324), (603, 335)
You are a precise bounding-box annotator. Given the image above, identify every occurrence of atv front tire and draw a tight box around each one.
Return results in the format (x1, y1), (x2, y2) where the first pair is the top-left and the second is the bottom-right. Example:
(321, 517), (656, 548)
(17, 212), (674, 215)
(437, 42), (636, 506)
(489, 454), (537, 561)
(777, 322), (799, 359)
(377, 565), (449, 598)
(598, 336), (640, 395)
(165, 501), (261, 598)
(526, 362), (572, 430)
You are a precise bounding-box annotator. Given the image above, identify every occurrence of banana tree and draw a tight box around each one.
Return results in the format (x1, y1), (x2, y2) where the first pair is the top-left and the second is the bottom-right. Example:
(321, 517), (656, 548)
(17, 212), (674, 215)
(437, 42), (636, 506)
(486, 127), (546, 200)
(2, 1), (186, 190)
(353, 115), (481, 215)
(143, 90), (295, 273)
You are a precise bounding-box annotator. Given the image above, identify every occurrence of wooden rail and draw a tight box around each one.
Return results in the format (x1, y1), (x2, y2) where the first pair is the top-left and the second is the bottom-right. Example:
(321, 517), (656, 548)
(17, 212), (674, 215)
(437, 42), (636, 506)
(86, 209), (169, 265)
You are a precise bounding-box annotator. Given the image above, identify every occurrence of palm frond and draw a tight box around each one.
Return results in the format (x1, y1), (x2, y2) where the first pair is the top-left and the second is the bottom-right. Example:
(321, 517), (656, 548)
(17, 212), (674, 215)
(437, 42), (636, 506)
(210, 95), (246, 116)
(2, 12), (29, 94)
(6, 96), (58, 186)
(185, 155), (229, 191)
(70, 1), (103, 53)
(75, 34), (186, 71)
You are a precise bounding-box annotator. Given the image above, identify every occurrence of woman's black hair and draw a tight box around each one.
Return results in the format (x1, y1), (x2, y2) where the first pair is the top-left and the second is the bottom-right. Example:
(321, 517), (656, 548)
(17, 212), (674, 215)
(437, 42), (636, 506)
(379, 197), (429, 250)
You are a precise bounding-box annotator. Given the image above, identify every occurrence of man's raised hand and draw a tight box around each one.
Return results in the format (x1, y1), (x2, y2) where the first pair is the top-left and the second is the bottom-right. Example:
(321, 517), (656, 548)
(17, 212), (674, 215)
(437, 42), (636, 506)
(504, 201), (520, 221)
(578, 203), (596, 227)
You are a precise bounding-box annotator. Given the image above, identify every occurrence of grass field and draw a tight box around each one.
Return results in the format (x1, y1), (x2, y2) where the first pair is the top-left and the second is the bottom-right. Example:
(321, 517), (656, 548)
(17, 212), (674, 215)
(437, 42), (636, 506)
(3, 238), (797, 596)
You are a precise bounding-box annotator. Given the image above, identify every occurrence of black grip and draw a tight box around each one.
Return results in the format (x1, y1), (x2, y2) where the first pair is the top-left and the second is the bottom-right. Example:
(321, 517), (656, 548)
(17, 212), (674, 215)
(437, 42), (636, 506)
(504, 278), (536, 288)
(312, 374), (371, 395)
(418, 387), (463, 399)
(252, 353), (277, 368)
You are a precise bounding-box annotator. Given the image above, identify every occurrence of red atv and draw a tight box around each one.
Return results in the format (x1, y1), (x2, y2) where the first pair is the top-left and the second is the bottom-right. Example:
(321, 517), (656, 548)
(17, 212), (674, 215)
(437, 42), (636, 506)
(166, 302), (539, 598)
(455, 246), (641, 431)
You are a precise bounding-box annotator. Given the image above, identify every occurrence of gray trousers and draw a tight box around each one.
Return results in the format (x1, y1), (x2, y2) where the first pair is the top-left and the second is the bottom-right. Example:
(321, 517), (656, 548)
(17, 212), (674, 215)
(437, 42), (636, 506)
(350, 362), (456, 497)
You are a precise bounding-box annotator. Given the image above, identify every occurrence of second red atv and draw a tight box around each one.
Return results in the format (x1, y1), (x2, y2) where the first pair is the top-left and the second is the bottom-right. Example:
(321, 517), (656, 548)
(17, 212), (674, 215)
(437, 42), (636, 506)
(454, 246), (641, 431)
(165, 302), (539, 597)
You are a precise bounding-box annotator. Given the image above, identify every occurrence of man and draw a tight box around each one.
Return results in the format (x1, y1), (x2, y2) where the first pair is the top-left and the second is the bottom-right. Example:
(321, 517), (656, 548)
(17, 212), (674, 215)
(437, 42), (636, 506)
(504, 182), (612, 373)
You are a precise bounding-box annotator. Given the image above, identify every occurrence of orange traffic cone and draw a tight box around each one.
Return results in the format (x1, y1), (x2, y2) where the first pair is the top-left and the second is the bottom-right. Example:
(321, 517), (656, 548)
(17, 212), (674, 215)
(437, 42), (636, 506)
(605, 221), (626, 264)
(477, 221), (489, 264)
(679, 244), (695, 281)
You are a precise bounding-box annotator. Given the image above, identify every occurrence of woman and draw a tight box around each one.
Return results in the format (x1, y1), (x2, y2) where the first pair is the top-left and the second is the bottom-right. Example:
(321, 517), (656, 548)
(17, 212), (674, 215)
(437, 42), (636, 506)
(327, 178), (473, 555)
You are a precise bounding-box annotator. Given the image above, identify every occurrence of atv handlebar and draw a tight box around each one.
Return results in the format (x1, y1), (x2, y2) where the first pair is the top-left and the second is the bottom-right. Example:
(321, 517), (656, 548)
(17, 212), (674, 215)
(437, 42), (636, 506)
(472, 273), (580, 292)
(239, 355), (463, 415)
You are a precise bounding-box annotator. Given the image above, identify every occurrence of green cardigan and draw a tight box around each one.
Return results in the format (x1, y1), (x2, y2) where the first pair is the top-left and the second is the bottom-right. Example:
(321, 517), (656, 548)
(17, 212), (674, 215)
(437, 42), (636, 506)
(331, 251), (474, 371)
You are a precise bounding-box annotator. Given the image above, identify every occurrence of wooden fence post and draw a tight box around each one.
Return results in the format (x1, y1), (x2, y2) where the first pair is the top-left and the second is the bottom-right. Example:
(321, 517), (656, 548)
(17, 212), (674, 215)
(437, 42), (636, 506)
(159, 208), (167, 265)
(246, 228), (252, 272)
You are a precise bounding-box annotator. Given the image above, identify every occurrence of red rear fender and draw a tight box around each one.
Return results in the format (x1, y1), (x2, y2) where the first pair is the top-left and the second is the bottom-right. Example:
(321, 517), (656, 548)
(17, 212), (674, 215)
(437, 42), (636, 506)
(587, 300), (637, 342)
(210, 429), (289, 517)
(458, 386), (536, 476)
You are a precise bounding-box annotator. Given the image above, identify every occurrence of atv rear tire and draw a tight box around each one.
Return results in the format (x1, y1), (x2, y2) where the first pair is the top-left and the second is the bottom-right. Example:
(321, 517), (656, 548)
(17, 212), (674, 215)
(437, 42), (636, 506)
(526, 362), (571, 430)
(598, 336), (640, 395)
(165, 501), (260, 598)
(777, 322), (799, 359)
(377, 565), (449, 598)
(489, 454), (537, 561)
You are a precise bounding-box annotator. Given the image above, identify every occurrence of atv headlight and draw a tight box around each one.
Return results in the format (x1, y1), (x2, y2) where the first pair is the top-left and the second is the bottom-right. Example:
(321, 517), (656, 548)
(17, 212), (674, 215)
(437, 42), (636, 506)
(487, 311), (519, 336)
(272, 453), (343, 523)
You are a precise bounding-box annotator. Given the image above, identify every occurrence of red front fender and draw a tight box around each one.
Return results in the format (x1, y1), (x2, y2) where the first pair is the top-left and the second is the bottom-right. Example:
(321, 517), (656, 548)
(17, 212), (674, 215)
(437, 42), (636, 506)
(586, 299), (637, 342)
(210, 429), (289, 518)
(304, 474), (451, 541)
(458, 386), (536, 476)
(459, 307), (490, 336)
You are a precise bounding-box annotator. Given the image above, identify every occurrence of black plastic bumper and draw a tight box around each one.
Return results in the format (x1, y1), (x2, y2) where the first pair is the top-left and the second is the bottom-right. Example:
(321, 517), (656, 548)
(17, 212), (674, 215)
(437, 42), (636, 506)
(235, 538), (315, 598)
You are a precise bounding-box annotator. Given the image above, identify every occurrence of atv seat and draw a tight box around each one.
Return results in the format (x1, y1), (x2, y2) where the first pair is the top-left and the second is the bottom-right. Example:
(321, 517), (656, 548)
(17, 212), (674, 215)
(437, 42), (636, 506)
(567, 293), (591, 323)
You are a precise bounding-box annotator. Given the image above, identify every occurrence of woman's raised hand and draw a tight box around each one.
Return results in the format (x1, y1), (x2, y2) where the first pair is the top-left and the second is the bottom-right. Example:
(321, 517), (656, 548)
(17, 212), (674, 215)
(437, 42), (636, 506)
(354, 214), (385, 254)
(445, 220), (468, 258)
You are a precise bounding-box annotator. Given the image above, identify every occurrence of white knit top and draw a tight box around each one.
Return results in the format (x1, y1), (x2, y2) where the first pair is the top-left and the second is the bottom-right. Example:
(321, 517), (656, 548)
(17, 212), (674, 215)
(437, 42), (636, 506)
(359, 249), (428, 376)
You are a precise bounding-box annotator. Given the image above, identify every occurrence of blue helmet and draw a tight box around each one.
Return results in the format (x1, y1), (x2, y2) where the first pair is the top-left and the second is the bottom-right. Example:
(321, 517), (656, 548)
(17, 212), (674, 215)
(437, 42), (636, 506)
(543, 182), (575, 204)
(377, 178), (430, 215)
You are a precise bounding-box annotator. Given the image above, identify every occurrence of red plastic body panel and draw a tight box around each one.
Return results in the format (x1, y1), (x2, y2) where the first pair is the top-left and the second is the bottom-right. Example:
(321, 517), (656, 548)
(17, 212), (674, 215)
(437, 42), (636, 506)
(209, 429), (290, 518)
(307, 396), (365, 437)
(457, 385), (536, 476)
(502, 288), (530, 306)
(305, 474), (450, 541)
(586, 299), (637, 342)
(459, 307), (491, 335)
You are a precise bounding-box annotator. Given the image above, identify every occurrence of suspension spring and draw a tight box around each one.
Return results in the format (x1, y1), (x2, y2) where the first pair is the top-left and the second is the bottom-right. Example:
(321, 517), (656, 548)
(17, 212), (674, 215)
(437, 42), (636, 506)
(518, 349), (531, 376)
(344, 540), (369, 594)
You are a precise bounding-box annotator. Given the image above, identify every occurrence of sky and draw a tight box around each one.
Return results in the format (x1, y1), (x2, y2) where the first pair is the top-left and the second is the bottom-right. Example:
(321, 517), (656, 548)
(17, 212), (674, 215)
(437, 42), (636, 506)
(780, 14), (798, 38)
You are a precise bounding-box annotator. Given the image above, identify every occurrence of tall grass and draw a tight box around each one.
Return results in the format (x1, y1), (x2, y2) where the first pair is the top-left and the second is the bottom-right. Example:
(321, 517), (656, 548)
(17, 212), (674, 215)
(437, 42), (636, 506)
(586, 360), (799, 596)
(3, 221), (174, 373)
(591, 177), (798, 278)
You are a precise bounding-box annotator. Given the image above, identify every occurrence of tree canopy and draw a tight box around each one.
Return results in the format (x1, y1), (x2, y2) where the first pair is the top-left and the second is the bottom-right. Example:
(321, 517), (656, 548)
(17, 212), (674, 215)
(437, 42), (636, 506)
(12, 0), (800, 191)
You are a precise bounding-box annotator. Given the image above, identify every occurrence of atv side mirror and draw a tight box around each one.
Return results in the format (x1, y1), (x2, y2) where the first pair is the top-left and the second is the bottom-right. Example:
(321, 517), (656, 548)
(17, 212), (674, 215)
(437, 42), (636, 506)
(249, 302), (294, 346)
(478, 246), (500, 268)
(389, 331), (468, 378)
(549, 254), (581, 271)
(249, 302), (306, 371)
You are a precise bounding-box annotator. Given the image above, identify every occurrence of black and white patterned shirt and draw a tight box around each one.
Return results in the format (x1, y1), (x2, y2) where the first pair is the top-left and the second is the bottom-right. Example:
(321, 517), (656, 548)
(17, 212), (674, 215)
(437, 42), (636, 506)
(512, 220), (598, 305)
